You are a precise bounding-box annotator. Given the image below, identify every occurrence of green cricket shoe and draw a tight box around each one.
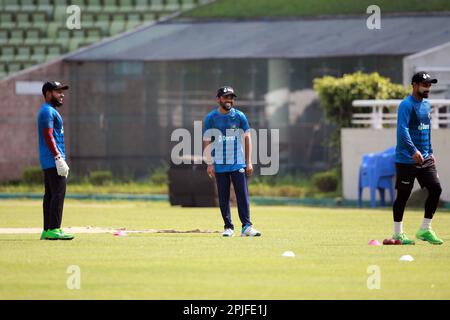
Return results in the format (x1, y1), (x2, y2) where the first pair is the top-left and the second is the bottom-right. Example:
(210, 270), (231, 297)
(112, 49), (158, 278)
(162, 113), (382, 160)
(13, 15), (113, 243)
(393, 232), (415, 245)
(43, 229), (75, 240)
(44, 229), (62, 240)
(57, 229), (75, 240)
(40, 230), (47, 240)
(416, 228), (443, 245)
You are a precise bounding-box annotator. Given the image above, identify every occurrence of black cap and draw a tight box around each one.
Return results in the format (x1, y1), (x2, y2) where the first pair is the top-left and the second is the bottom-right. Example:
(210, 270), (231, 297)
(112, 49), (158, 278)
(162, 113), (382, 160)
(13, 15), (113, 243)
(411, 72), (438, 85)
(216, 86), (237, 98)
(42, 81), (69, 96)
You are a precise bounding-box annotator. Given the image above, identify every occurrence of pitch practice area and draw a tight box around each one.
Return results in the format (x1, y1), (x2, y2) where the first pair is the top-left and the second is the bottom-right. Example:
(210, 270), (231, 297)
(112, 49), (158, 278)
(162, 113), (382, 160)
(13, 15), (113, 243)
(0, 200), (449, 299)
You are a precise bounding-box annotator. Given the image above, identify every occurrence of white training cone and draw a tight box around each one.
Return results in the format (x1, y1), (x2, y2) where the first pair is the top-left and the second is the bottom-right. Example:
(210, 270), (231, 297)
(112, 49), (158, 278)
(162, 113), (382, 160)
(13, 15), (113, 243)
(399, 255), (414, 262)
(282, 251), (295, 257)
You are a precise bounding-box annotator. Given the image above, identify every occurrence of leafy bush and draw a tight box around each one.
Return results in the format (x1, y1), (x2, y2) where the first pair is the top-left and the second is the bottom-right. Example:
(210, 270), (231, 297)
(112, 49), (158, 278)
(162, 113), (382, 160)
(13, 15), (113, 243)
(276, 185), (304, 197)
(250, 173), (310, 187)
(22, 167), (44, 185)
(313, 71), (409, 169)
(248, 183), (305, 197)
(312, 170), (338, 193)
(313, 72), (409, 128)
(89, 171), (113, 186)
(150, 166), (168, 185)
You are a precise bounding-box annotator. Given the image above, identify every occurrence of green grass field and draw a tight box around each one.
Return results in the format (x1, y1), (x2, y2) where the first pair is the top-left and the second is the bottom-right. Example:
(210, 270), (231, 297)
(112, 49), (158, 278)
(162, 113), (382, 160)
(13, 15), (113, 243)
(1, 200), (449, 299)
(187, 0), (450, 19)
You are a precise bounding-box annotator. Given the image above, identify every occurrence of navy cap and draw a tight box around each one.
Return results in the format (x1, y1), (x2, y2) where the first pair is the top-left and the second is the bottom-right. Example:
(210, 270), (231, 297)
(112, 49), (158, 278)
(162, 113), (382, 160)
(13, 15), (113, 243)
(42, 81), (69, 95)
(216, 86), (237, 98)
(411, 72), (438, 85)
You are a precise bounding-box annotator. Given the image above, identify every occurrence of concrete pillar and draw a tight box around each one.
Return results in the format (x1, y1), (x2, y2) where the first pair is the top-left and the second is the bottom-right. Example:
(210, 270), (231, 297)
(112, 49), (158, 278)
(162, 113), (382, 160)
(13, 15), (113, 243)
(266, 59), (290, 166)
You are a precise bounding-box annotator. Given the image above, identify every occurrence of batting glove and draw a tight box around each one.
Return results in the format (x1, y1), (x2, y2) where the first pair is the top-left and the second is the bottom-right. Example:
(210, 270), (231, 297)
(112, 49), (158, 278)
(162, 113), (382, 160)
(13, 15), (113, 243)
(55, 155), (69, 178)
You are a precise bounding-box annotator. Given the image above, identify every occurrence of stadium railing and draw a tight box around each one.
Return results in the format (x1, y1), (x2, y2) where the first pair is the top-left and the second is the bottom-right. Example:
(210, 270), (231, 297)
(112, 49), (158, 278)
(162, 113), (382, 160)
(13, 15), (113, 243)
(351, 99), (450, 129)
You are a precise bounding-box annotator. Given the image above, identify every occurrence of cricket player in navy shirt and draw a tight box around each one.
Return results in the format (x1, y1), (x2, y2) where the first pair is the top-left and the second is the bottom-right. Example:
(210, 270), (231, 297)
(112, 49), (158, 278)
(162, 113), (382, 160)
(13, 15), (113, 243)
(37, 81), (74, 240)
(390, 72), (443, 245)
(203, 86), (261, 237)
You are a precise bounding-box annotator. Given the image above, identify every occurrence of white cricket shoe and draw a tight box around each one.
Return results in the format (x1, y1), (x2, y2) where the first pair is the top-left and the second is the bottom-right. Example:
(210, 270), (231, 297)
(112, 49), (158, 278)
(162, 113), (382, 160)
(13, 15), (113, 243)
(222, 228), (234, 237)
(241, 225), (261, 237)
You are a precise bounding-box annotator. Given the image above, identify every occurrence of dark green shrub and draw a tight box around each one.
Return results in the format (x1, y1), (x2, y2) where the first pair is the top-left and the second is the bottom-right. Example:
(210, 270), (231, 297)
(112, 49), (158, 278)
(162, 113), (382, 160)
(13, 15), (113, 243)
(150, 166), (168, 185)
(312, 170), (338, 193)
(89, 171), (113, 186)
(22, 167), (44, 185)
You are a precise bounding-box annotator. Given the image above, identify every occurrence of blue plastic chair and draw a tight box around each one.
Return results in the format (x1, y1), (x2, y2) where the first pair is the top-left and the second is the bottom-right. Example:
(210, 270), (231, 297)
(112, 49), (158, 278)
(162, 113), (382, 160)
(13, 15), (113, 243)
(358, 146), (395, 208)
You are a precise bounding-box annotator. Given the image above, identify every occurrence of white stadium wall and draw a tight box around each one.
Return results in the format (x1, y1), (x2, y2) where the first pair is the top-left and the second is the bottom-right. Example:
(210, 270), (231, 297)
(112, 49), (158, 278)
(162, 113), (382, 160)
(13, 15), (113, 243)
(341, 128), (450, 202)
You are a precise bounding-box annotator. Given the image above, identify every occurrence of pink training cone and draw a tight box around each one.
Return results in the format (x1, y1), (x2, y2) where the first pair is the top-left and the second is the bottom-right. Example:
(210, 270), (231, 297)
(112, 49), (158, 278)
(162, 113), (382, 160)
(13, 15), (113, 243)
(113, 230), (127, 237)
(368, 239), (381, 246)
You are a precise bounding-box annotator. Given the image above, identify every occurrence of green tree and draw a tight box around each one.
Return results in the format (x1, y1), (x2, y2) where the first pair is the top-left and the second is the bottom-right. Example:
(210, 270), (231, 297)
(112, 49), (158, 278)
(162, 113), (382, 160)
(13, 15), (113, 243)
(313, 72), (409, 171)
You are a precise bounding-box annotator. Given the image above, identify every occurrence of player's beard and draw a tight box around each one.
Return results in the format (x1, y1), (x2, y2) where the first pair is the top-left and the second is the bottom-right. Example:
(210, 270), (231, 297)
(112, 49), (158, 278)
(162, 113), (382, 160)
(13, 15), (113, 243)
(219, 101), (233, 111)
(51, 96), (63, 107)
(418, 86), (430, 99)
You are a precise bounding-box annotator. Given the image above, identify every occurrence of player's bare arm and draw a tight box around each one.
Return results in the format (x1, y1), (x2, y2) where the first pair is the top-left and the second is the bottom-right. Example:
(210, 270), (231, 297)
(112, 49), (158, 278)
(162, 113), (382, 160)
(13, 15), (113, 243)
(244, 131), (253, 176)
(203, 139), (215, 178)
